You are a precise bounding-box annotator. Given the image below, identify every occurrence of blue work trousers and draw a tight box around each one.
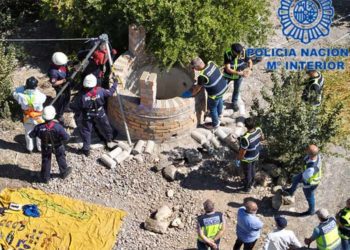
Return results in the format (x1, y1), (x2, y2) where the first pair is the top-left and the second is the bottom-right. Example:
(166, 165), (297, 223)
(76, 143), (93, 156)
(288, 173), (318, 214)
(231, 77), (243, 105)
(208, 97), (223, 127)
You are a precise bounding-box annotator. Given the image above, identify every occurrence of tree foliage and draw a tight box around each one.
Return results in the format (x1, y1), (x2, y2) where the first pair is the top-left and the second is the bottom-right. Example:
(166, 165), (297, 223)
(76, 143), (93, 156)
(40, 0), (271, 67)
(251, 70), (343, 173)
(0, 0), (40, 34)
(0, 45), (18, 119)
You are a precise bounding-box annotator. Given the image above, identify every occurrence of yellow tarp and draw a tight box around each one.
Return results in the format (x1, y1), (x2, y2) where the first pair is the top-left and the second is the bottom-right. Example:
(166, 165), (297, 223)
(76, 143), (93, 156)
(0, 188), (126, 250)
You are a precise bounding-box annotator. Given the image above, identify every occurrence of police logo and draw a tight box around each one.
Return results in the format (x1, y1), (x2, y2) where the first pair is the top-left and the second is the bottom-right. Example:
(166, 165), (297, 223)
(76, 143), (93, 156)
(278, 0), (334, 44)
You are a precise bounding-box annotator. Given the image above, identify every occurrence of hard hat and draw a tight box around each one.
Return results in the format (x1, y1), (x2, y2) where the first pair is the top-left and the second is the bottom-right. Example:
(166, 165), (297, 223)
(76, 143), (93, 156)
(52, 52), (68, 65)
(42, 106), (56, 121)
(83, 74), (97, 88)
(25, 77), (38, 90)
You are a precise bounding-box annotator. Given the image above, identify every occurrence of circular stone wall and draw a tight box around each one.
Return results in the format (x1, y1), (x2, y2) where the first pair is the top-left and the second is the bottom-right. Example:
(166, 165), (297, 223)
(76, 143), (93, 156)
(126, 65), (194, 99)
(108, 55), (205, 142)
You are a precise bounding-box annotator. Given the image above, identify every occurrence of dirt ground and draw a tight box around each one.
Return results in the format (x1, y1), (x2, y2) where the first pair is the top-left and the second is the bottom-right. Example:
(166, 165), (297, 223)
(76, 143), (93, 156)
(1, 1), (350, 250)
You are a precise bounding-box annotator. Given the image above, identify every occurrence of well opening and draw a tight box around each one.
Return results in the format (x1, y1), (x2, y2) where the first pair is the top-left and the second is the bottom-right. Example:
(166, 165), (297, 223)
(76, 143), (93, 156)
(125, 65), (193, 100)
(108, 25), (206, 142)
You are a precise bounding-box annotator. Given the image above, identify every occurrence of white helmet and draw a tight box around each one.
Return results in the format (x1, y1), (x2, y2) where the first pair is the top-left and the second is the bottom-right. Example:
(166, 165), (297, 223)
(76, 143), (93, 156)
(42, 106), (56, 121)
(52, 52), (68, 65)
(83, 74), (97, 88)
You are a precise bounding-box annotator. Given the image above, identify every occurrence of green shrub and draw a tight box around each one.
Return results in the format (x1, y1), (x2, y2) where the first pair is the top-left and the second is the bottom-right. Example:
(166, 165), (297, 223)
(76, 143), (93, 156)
(251, 70), (343, 173)
(0, 0), (40, 33)
(0, 45), (18, 119)
(40, 0), (271, 68)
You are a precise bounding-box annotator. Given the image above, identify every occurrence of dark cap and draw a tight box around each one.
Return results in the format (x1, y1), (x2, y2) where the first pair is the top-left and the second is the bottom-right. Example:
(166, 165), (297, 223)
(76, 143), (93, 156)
(275, 216), (287, 228)
(25, 77), (38, 90)
(231, 43), (244, 54)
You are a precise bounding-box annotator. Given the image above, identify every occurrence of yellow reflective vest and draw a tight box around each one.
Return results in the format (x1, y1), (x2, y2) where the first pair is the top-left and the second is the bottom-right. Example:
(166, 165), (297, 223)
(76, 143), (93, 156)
(304, 155), (322, 186)
(315, 217), (341, 250)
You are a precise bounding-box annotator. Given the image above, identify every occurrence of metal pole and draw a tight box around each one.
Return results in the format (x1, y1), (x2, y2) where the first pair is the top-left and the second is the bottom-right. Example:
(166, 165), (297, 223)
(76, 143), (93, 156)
(50, 40), (101, 106)
(105, 37), (132, 145)
(1, 38), (91, 42)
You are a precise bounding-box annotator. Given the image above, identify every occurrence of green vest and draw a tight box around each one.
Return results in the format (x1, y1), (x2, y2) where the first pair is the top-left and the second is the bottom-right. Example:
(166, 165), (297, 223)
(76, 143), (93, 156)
(24, 91), (35, 108)
(223, 49), (240, 80)
(197, 212), (223, 241)
(240, 127), (262, 163)
(338, 208), (350, 240)
(304, 155), (322, 185)
(316, 217), (341, 250)
(199, 61), (228, 100)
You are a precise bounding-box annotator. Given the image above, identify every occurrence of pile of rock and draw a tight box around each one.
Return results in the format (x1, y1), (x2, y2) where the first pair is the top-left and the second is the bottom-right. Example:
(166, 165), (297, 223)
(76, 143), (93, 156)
(144, 205), (184, 234)
(100, 140), (156, 168)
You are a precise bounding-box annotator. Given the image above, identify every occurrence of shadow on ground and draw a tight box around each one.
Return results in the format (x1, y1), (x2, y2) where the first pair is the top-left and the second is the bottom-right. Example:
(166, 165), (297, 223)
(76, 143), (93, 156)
(162, 147), (243, 193)
(0, 137), (27, 153)
(0, 164), (38, 183)
(228, 197), (275, 217)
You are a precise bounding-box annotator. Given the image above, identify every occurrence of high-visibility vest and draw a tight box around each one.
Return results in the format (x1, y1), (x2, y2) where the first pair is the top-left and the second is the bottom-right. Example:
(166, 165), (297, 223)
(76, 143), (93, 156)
(338, 208), (350, 240)
(199, 61), (228, 100)
(315, 217), (341, 250)
(241, 127), (263, 163)
(304, 155), (322, 185)
(23, 93), (43, 124)
(197, 212), (223, 242)
(223, 49), (247, 80)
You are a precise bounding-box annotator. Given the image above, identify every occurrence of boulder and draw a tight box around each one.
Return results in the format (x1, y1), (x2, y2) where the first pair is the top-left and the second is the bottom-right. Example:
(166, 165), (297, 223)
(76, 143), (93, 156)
(155, 205), (173, 221)
(184, 149), (202, 164)
(255, 171), (271, 187)
(176, 167), (190, 178)
(166, 190), (174, 198)
(171, 218), (184, 229)
(272, 191), (282, 210)
(155, 160), (171, 172)
(270, 167), (282, 178)
(134, 154), (144, 163)
(224, 135), (239, 152)
(277, 176), (287, 186)
(144, 218), (169, 234)
(261, 163), (277, 175)
(282, 195), (295, 205)
(162, 165), (178, 181)
(271, 185), (282, 194)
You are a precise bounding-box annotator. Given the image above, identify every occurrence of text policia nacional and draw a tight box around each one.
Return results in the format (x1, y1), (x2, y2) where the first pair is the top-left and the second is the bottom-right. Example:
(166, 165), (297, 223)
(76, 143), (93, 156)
(247, 48), (349, 71)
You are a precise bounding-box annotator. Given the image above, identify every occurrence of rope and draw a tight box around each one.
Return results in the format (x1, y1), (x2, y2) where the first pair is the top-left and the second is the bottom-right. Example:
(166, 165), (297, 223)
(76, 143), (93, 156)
(19, 190), (92, 220)
(0, 38), (92, 42)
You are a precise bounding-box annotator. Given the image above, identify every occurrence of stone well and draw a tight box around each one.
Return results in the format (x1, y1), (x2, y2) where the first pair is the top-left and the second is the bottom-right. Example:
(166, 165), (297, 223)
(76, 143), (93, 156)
(108, 25), (205, 141)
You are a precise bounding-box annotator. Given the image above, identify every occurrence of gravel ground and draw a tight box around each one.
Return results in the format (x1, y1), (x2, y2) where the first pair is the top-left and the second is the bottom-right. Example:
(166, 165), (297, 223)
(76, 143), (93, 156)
(1, 1), (350, 249)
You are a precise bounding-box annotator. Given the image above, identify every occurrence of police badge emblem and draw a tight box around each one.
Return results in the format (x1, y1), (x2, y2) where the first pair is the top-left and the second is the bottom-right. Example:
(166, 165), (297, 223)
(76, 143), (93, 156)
(278, 0), (334, 44)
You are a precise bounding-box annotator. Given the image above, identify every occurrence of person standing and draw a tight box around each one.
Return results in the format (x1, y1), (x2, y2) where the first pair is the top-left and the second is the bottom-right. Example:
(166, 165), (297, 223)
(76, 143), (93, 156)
(304, 209), (342, 250)
(223, 43), (253, 112)
(197, 199), (226, 250)
(13, 77), (46, 153)
(233, 201), (263, 250)
(79, 41), (118, 88)
(263, 216), (302, 250)
(237, 118), (264, 193)
(72, 74), (117, 156)
(29, 106), (72, 183)
(186, 57), (228, 130)
(336, 198), (350, 250)
(302, 70), (324, 107)
(283, 144), (322, 216)
(48, 51), (70, 124)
